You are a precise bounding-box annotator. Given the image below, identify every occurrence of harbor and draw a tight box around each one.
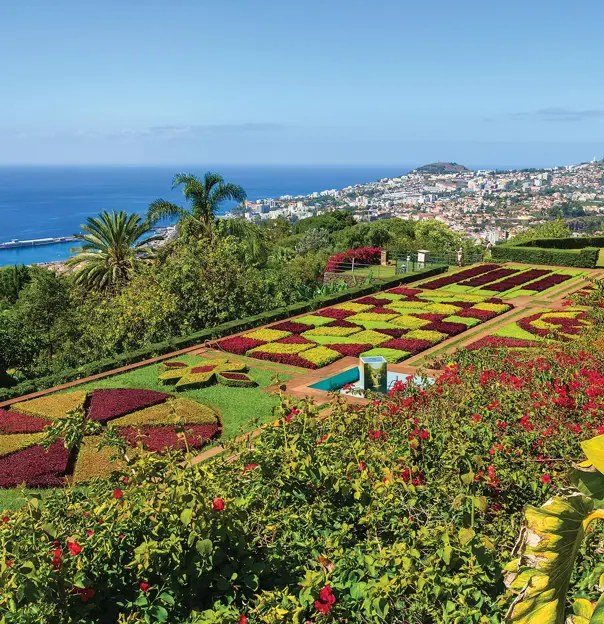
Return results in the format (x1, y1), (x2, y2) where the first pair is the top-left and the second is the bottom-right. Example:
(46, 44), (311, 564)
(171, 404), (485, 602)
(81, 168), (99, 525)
(0, 235), (77, 250)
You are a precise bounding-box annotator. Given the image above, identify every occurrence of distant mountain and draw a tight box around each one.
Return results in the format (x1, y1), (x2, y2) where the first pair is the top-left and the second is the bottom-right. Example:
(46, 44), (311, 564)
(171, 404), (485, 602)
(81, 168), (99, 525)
(413, 162), (471, 174)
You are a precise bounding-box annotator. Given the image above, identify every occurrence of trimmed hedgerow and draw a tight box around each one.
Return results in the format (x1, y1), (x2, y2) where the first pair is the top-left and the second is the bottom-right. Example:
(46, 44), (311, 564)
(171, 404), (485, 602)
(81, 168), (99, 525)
(333, 302), (375, 313)
(381, 338), (434, 354)
(0, 411), (51, 434)
(405, 329), (448, 343)
(72, 436), (142, 484)
(293, 315), (336, 327)
(249, 342), (314, 355)
(158, 368), (188, 386)
(492, 243), (598, 268)
(0, 440), (70, 488)
(474, 302), (511, 313)
(11, 391), (87, 421)
(301, 326), (362, 337)
(87, 389), (171, 423)
(112, 398), (219, 428)
(300, 347), (342, 368)
(118, 424), (221, 453)
(350, 330), (390, 346)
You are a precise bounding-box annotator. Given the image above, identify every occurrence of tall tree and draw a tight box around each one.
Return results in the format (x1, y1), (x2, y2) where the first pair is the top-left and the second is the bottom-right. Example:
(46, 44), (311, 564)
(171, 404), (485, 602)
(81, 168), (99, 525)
(146, 172), (247, 236)
(67, 210), (151, 292)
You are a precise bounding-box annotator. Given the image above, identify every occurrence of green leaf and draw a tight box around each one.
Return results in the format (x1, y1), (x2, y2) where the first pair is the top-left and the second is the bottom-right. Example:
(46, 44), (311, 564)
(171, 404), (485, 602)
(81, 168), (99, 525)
(458, 527), (475, 546)
(570, 464), (604, 507)
(41, 523), (56, 538)
(152, 605), (169, 622)
(474, 495), (488, 513)
(196, 538), (213, 556)
(180, 508), (193, 525)
(159, 592), (175, 605)
(19, 561), (35, 576)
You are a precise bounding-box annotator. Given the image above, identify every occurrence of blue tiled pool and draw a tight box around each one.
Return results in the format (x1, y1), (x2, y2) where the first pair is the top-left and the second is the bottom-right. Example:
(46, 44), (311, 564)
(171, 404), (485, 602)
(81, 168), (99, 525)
(310, 367), (433, 395)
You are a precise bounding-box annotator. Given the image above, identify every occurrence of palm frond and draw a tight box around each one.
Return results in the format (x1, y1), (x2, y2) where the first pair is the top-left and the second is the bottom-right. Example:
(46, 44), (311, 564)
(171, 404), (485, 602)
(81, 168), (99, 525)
(146, 200), (188, 225)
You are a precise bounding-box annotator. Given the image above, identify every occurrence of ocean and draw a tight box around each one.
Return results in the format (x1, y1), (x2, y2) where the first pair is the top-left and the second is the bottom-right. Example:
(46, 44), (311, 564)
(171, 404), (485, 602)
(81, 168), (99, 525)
(0, 165), (410, 266)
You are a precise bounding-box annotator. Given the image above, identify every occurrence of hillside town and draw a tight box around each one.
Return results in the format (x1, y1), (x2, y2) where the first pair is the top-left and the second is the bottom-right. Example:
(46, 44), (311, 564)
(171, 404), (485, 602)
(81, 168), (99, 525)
(241, 159), (604, 245)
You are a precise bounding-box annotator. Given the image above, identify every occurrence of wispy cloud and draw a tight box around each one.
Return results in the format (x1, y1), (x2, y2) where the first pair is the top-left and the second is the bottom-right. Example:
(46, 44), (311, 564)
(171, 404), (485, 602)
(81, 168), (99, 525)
(489, 107), (604, 123)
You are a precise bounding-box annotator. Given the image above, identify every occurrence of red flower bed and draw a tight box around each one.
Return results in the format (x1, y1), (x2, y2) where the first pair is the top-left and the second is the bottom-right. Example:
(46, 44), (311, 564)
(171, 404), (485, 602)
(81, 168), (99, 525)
(248, 351), (317, 369)
(328, 343), (374, 357)
(119, 425), (220, 453)
(220, 373), (250, 380)
(381, 338), (433, 354)
(162, 362), (187, 369)
(0, 411), (51, 434)
(421, 264), (498, 289)
(87, 389), (171, 423)
(316, 307), (356, 320)
(326, 247), (381, 272)
(411, 313), (448, 321)
(465, 336), (542, 350)
(518, 313), (584, 339)
(0, 441), (70, 488)
(267, 321), (310, 334)
(370, 306), (400, 315)
(455, 308), (498, 320)
(326, 319), (359, 328)
(353, 296), (391, 306)
(422, 321), (468, 336)
(277, 335), (314, 344)
(386, 287), (423, 296)
(190, 365), (215, 374)
(458, 268), (518, 288)
(216, 336), (266, 355)
(376, 328), (409, 338)
(484, 269), (550, 293)
(523, 273), (572, 292)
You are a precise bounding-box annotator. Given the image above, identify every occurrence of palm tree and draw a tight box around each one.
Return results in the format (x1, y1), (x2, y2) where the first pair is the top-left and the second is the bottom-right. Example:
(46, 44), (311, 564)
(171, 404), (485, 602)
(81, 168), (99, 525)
(146, 172), (247, 235)
(66, 210), (151, 292)
(217, 218), (268, 265)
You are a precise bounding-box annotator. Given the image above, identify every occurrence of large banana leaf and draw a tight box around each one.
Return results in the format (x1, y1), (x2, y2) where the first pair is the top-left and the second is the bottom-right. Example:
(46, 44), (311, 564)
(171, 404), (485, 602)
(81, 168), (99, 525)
(504, 434), (604, 624)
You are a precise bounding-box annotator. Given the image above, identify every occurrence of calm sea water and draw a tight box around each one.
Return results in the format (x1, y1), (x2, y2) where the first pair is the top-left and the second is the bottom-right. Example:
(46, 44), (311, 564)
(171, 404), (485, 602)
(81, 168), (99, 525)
(0, 165), (410, 266)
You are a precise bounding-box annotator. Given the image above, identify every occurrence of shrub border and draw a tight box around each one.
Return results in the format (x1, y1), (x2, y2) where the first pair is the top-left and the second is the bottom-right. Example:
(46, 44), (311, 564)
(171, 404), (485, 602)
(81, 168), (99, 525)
(492, 238), (599, 268)
(0, 266), (446, 403)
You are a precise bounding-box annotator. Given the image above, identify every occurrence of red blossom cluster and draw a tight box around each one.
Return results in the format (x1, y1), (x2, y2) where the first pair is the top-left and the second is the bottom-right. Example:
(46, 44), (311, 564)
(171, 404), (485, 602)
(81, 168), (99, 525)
(326, 247), (382, 272)
(315, 585), (336, 615)
(0, 411), (51, 434)
(118, 424), (220, 453)
(328, 343), (373, 357)
(466, 336), (542, 350)
(0, 441), (71, 488)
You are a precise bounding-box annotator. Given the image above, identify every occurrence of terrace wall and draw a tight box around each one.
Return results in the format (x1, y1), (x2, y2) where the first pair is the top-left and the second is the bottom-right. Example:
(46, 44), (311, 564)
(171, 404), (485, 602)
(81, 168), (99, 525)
(0, 265), (447, 402)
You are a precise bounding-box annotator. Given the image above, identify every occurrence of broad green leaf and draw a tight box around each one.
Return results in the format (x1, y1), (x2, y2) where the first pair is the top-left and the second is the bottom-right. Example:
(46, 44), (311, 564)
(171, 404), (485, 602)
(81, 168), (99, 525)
(582, 435), (604, 475)
(180, 508), (193, 525)
(196, 539), (213, 556)
(570, 464), (604, 508)
(459, 527), (475, 546)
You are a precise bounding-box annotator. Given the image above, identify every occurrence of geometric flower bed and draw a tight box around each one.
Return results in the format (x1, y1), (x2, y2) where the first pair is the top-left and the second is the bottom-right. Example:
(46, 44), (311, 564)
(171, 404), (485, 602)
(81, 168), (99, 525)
(217, 286), (513, 367)
(0, 388), (222, 487)
(158, 359), (257, 389)
(419, 263), (579, 297)
(466, 307), (591, 351)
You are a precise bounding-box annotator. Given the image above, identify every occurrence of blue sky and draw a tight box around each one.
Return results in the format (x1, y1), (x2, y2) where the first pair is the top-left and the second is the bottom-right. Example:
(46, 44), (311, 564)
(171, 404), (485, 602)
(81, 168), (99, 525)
(1, 0), (603, 167)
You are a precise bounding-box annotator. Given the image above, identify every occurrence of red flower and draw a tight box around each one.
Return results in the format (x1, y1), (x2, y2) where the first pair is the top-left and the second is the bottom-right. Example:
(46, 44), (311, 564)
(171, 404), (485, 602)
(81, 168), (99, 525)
(244, 463), (259, 472)
(238, 617), (249, 624)
(315, 585), (336, 615)
(5, 559), (14, 567)
(75, 587), (96, 602)
(1, 516), (8, 524)
(213, 498), (225, 511)
(418, 429), (430, 440)
(51, 548), (62, 570)
(123, 476), (129, 484)
(83, 511), (90, 518)
(471, 414), (481, 423)
(139, 581), (151, 593)
(87, 530), (94, 537)
(541, 474), (552, 484)
(359, 462), (366, 471)
(67, 541), (82, 556)
(112, 488), (123, 499)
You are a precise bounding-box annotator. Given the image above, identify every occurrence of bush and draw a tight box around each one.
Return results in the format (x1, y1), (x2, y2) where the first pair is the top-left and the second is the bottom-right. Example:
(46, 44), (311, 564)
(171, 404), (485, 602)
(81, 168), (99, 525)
(492, 243), (599, 267)
(325, 247), (382, 272)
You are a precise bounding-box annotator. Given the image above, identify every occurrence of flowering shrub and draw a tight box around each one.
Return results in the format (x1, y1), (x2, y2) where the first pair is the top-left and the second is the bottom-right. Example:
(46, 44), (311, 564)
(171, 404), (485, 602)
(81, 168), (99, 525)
(0, 411), (51, 434)
(325, 247), (382, 272)
(11, 391), (87, 421)
(88, 389), (171, 423)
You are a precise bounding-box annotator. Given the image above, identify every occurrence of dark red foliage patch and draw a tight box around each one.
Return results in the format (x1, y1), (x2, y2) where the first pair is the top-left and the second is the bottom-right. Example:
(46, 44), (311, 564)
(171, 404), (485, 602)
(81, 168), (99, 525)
(376, 328), (409, 338)
(267, 321), (310, 334)
(370, 306), (399, 315)
(381, 338), (433, 354)
(0, 441), (70, 488)
(326, 319), (359, 328)
(485, 269), (551, 293)
(420, 265), (498, 289)
(315, 307), (356, 320)
(220, 373), (250, 380)
(0, 411), (51, 434)
(455, 308), (498, 320)
(411, 313), (448, 321)
(466, 336), (542, 350)
(422, 320), (468, 336)
(163, 361), (187, 369)
(458, 268), (518, 288)
(249, 351), (317, 369)
(190, 365), (215, 374)
(277, 335), (314, 344)
(523, 274), (572, 292)
(87, 389), (171, 423)
(386, 287), (424, 296)
(328, 343), (374, 357)
(119, 425), (220, 453)
(353, 296), (391, 306)
(216, 336), (266, 355)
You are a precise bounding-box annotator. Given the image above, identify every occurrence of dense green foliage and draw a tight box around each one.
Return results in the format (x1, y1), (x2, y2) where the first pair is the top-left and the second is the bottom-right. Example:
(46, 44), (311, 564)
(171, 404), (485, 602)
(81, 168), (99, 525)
(1, 307), (604, 622)
(492, 244), (599, 267)
(506, 219), (572, 245)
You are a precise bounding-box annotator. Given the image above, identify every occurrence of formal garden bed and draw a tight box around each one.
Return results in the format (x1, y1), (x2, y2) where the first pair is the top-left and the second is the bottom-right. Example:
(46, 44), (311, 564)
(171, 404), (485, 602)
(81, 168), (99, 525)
(0, 356), (291, 491)
(417, 262), (587, 298)
(217, 286), (513, 366)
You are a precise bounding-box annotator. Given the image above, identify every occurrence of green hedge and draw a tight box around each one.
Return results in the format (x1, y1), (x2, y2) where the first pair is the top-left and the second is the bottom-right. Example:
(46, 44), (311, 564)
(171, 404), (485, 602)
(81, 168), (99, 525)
(517, 236), (604, 250)
(492, 244), (599, 268)
(0, 266), (446, 402)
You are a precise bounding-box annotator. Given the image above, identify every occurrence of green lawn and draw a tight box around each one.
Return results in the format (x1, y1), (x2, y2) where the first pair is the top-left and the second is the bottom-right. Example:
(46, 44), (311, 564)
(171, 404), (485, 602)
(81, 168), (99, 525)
(67, 353), (292, 440)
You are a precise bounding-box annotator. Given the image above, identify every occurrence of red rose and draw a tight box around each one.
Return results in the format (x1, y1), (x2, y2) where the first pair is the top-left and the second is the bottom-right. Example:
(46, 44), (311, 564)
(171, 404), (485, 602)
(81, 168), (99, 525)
(359, 462), (366, 471)
(139, 581), (151, 593)
(113, 488), (123, 499)
(67, 541), (82, 556)
(315, 584), (336, 615)
(238, 616), (249, 624)
(541, 474), (552, 484)
(51, 548), (62, 570)
(212, 498), (225, 511)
